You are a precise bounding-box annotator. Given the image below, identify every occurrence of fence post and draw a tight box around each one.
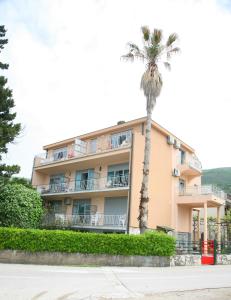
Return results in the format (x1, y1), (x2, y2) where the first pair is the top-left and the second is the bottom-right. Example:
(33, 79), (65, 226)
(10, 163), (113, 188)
(214, 239), (217, 265)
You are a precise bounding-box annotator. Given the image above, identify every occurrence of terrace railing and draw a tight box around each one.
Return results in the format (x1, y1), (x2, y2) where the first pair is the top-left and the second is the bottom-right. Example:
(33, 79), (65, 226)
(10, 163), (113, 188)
(35, 136), (131, 166)
(37, 175), (129, 195)
(42, 213), (127, 229)
(178, 185), (227, 200)
(188, 157), (202, 172)
(176, 240), (201, 255)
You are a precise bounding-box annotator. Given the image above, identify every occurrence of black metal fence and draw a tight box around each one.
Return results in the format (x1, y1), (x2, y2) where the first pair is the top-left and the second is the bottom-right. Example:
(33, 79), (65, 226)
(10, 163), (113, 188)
(217, 241), (231, 254)
(176, 240), (231, 255)
(176, 241), (201, 255)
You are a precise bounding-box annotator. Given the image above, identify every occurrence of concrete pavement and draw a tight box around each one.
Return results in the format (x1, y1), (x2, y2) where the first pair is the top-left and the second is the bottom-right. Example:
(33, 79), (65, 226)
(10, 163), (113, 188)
(0, 263), (231, 299)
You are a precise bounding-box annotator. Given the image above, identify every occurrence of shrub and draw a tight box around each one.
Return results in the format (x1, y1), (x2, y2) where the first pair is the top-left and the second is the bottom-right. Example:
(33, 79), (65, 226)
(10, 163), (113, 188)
(0, 184), (43, 228)
(0, 227), (175, 256)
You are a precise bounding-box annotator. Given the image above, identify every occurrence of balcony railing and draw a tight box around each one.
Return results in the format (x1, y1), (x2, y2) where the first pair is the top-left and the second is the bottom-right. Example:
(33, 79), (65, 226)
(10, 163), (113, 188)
(188, 157), (202, 172)
(42, 213), (127, 229)
(35, 136), (131, 166)
(178, 185), (227, 200)
(37, 175), (129, 195)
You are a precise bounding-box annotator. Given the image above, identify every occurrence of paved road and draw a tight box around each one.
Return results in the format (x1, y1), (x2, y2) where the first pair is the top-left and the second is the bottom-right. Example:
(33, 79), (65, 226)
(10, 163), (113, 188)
(0, 264), (231, 300)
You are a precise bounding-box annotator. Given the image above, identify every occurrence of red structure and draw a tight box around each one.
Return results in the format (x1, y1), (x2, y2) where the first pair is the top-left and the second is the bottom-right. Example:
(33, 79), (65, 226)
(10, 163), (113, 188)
(201, 240), (215, 265)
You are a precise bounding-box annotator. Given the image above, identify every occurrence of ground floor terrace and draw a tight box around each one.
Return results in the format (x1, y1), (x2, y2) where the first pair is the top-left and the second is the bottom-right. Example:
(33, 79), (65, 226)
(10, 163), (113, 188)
(175, 185), (228, 256)
(42, 191), (129, 233)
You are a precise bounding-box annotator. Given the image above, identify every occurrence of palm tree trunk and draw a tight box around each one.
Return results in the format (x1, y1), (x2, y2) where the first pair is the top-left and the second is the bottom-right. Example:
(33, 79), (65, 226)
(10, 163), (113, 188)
(138, 96), (156, 233)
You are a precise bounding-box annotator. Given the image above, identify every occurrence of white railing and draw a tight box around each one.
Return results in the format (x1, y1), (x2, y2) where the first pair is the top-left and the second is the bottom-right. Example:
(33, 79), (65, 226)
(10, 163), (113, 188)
(43, 213), (127, 229)
(37, 175), (129, 195)
(188, 157), (202, 172)
(178, 185), (227, 200)
(35, 136), (131, 166)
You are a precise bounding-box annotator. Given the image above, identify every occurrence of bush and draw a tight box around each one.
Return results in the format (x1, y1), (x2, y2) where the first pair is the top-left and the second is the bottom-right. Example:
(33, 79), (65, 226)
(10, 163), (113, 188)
(0, 184), (43, 228)
(0, 227), (175, 256)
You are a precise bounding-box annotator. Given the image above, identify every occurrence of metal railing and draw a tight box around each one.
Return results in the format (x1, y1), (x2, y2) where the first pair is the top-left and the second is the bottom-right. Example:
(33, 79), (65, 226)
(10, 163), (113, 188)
(42, 213), (127, 229)
(188, 157), (202, 171)
(217, 241), (231, 254)
(35, 136), (131, 166)
(37, 175), (129, 195)
(176, 240), (201, 255)
(178, 185), (227, 200)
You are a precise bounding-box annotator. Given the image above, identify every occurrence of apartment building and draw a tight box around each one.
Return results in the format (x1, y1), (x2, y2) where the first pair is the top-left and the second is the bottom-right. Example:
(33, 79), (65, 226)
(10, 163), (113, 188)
(32, 117), (226, 241)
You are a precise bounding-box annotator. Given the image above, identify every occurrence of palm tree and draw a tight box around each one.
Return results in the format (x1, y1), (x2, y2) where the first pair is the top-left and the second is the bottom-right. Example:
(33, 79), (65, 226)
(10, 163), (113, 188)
(122, 26), (180, 233)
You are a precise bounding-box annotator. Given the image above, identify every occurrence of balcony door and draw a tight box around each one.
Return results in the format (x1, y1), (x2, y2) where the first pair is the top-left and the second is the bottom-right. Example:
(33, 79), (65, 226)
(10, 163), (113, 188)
(75, 169), (95, 191)
(110, 130), (131, 149)
(179, 179), (185, 195)
(50, 174), (65, 193)
(104, 197), (127, 226)
(49, 200), (65, 214)
(72, 199), (91, 215)
(107, 163), (129, 188)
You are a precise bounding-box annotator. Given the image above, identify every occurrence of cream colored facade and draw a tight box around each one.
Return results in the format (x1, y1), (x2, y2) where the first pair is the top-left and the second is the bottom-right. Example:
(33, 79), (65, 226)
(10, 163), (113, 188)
(32, 117), (226, 240)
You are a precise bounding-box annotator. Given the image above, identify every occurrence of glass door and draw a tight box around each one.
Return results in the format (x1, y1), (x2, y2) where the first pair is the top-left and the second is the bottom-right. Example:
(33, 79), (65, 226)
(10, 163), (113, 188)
(179, 179), (185, 195)
(75, 169), (95, 191)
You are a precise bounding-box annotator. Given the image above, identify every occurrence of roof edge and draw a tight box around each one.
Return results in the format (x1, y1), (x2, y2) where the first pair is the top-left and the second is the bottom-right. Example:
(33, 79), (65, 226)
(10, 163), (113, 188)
(43, 116), (195, 153)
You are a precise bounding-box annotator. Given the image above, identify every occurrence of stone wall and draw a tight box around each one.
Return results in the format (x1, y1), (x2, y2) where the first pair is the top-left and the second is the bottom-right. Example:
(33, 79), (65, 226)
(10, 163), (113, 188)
(0, 250), (170, 267)
(216, 254), (231, 265)
(2, 250), (230, 266)
(171, 255), (201, 266)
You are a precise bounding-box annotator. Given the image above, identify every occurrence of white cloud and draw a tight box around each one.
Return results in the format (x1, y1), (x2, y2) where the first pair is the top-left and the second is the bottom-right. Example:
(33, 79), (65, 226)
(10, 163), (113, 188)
(0, 0), (230, 177)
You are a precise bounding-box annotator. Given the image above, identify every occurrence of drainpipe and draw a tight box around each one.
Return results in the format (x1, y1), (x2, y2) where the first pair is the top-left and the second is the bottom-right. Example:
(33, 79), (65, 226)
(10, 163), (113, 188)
(126, 133), (134, 234)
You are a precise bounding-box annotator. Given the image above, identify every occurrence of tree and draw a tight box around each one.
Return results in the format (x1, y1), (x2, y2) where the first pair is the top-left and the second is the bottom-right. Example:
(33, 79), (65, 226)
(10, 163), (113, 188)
(9, 176), (33, 189)
(0, 25), (21, 183)
(122, 26), (179, 233)
(0, 184), (43, 228)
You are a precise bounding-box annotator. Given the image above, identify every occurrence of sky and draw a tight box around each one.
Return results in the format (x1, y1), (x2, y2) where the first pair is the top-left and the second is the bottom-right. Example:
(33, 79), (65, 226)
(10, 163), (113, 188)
(0, 0), (231, 178)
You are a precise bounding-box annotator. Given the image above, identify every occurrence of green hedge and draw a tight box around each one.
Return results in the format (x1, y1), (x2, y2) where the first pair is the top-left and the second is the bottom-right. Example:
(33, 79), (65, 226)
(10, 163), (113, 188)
(0, 227), (175, 256)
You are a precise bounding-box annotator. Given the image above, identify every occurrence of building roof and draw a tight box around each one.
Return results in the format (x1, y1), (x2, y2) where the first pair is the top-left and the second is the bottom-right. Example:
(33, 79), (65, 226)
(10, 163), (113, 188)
(43, 116), (195, 153)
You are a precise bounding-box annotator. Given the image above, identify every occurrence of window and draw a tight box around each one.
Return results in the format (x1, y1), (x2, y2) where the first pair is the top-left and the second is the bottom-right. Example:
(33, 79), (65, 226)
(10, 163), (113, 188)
(179, 179), (185, 195)
(49, 200), (63, 214)
(72, 199), (91, 215)
(75, 169), (95, 191)
(89, 139), (97, 153)
(53, 147), (67, 161)
(50, 174), (65, 193)
(110, 130), (131, 149)
(107, 163), (129, 187)
(179, 149), (185, 164)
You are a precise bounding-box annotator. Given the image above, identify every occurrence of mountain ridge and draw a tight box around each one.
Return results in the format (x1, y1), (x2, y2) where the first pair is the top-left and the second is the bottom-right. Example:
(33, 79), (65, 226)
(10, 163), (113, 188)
(202, 167), (231, 195)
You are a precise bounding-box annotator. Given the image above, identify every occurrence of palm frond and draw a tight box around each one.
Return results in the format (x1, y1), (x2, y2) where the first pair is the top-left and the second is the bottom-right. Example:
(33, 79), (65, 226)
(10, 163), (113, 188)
(127, 42), (145, 60)
(166, 47), (180, 59)
(169, 47), (180, 53)
(166, 33), (178, 47)
(145, 44), (164, 62)
(152, 29), (163, 45)
(127, 42), (140, 52)
(163, 62), (171, 71)
(141, 26), (150, 42)
(121, 52), (134, 62)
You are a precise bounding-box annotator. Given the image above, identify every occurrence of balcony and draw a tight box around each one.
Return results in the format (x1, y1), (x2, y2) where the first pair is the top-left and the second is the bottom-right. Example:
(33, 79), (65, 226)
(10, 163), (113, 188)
(37, 175), (129, 196)
(34, 133), (131, 168)
(176, 185), (226, 207)
(42, 213), (127, 231)
(178, 157), (202, 176)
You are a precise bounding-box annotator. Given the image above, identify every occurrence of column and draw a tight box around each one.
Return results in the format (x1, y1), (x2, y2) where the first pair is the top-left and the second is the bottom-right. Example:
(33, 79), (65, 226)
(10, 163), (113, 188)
(217, 206), (221, 253)
(204, 202), (208, 254)
(189, 208), (193, 237)
(197, 210), (200, 241)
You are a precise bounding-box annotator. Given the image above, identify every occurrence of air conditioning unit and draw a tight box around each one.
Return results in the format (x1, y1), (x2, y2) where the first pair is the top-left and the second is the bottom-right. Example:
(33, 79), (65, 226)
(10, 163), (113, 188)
(172, 168), (180, 177)
(174, 139), (181, 149)
(64, 198), (72, 205)
(167, 135), (175, 145)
